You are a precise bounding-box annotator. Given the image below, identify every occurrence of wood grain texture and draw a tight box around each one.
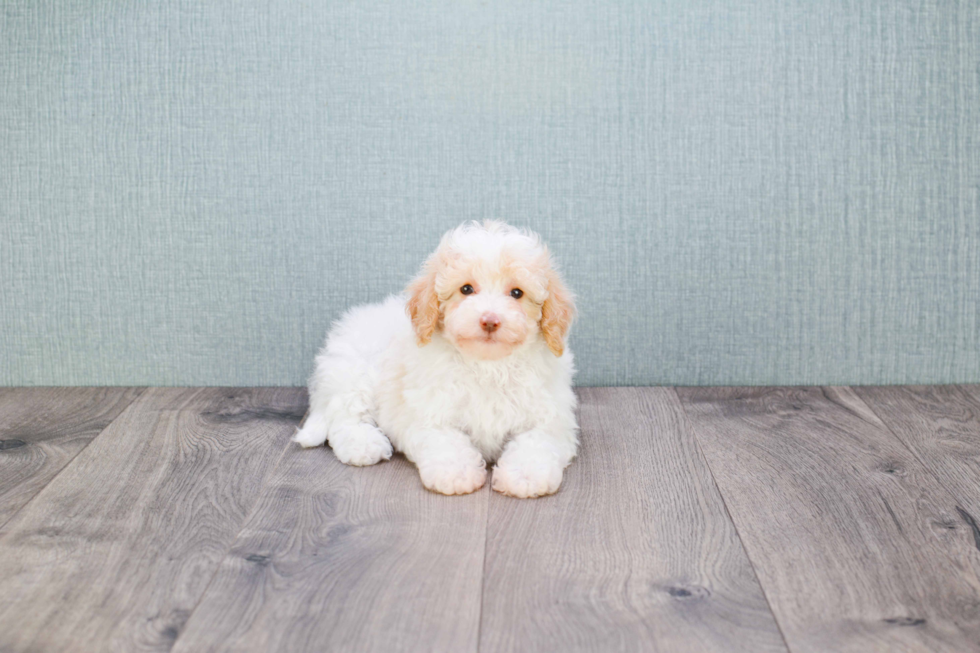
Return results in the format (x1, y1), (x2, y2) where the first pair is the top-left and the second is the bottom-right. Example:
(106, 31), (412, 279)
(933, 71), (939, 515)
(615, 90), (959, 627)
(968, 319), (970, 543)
(0, 387), (306, 653)
(171, 448), (489, 652)
(854, 385), (980, 521)
(0, 387), (144, 528)
(677, 386), (980, 653)
(479, 387), (788, 653)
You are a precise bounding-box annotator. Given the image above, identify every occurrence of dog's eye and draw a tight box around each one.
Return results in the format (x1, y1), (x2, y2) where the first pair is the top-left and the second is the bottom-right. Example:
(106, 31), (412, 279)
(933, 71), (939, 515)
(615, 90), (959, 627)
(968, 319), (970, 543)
(510, 288), (523, 299)
(460, 284), (474, 295)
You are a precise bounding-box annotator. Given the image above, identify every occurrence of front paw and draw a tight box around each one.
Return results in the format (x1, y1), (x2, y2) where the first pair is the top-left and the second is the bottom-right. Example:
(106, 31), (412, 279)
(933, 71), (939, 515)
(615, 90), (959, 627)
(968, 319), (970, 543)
(492, 457), (563, 498)
(418, 451), (487, 495)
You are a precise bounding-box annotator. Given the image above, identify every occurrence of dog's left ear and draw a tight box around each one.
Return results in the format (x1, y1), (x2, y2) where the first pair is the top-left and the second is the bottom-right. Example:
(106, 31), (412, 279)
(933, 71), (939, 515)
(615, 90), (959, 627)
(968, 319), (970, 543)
(406, 263), (441, 346)
(540, 267), (575, 357)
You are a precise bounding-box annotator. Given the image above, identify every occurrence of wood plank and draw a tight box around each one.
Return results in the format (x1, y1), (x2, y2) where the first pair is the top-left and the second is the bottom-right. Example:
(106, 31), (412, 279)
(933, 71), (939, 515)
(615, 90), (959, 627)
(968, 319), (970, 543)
(854, 385), (980, 520)
(171, 444), (489, 652)
(0, 387), (144, 528)
(676, 386), (980, 653)
(479, 387), (788, 653)
(0, 387), (306, 653)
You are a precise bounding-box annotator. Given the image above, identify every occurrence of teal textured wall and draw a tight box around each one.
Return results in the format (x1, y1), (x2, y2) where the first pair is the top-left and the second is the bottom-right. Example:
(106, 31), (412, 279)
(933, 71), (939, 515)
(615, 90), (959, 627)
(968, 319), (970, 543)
(2, 1), (978, 386)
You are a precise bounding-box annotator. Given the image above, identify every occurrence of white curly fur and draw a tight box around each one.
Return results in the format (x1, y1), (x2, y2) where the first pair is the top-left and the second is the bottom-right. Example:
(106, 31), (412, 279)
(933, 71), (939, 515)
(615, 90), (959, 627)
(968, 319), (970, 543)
(294, 221), (578, 498)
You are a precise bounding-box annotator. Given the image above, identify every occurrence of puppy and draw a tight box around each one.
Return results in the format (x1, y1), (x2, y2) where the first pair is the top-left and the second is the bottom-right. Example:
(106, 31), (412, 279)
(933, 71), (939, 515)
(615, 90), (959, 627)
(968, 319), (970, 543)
(294, 221), (578, 498)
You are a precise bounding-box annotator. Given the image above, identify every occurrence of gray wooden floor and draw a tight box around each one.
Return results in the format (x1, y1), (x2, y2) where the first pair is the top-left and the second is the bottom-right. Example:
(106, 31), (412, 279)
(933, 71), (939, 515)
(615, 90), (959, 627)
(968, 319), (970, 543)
(0, 387), (979, 652)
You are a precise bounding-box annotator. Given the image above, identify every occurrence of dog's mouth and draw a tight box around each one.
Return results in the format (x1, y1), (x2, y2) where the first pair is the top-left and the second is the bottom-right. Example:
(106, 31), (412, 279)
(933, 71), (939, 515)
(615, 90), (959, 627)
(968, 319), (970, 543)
(478, 332), (516, 346)
(461, 334), (503, 345)
(453, 332), (521, 358)
(457, 330), (504, 343)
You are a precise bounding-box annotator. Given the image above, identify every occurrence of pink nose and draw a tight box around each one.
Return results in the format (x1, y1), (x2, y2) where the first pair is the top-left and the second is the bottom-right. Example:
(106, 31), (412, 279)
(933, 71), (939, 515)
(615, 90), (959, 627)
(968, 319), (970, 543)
(480, 313), (501, 333)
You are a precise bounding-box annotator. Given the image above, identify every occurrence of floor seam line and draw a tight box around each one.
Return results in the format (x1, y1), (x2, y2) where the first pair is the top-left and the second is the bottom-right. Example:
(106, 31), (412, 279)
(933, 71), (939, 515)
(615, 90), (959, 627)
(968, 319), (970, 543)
(475, 473), (492, 653)
(0, 387), (149, 535)
(844, 385), (979, 521)
(168, 391), (305, 652)
(670, 386), (797, 653)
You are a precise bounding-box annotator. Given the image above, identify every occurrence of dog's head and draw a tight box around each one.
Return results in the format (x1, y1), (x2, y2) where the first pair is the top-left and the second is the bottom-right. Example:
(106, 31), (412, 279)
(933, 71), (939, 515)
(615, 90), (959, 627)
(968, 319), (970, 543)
(406, 221), (575, 361)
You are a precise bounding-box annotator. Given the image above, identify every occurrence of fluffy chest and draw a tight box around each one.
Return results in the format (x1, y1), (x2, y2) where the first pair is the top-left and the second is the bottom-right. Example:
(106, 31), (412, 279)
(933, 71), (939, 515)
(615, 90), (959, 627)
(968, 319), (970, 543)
(449, 379), (540, 448)
(418, 347), (553, 457)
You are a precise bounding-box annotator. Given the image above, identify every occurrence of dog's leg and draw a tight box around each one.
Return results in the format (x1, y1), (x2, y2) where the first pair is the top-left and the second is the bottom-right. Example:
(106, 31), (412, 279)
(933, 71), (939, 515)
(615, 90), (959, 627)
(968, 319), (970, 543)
(293, 410), (331, 448)
(294, 394), (392, 467)
(294, 342), (392, 466)
(400, 428), (487, 495)
(491, 425), (577, 499)
(326, 419), (393, 467)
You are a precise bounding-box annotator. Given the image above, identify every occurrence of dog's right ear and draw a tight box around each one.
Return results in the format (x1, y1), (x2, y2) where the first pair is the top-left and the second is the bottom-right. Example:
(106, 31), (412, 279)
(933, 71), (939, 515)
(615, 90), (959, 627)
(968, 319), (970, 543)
(406, 263), (440, 346)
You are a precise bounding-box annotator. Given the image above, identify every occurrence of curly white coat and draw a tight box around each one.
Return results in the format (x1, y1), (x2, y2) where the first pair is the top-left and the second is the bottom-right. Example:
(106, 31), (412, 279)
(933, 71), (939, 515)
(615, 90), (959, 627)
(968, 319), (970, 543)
(294, 221), (578, 498)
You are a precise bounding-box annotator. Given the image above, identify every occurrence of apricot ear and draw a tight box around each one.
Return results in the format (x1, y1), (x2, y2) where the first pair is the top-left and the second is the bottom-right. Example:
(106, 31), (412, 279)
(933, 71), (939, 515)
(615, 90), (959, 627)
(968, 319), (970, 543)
(405, 265), (440, 346)
(540, 268), (575, 356)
